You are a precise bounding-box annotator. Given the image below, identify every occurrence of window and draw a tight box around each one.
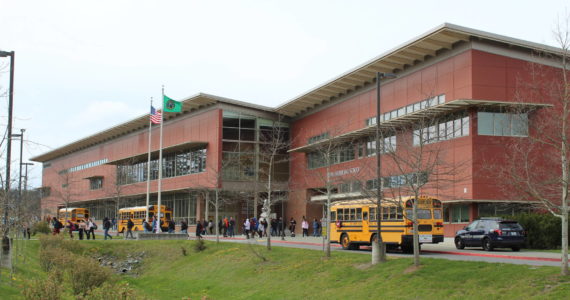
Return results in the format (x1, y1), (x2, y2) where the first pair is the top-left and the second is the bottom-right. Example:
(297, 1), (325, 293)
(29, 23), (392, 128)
(308, 132), (330, 144)
(89, 177), (103, 190)
(450, 204), (470, 223)
(413, 114), (469, 146)
(477, 112), (528, 137)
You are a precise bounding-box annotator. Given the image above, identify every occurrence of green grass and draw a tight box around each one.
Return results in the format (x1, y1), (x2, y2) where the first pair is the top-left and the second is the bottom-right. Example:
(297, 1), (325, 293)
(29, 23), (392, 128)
(2, 238), (570, 299)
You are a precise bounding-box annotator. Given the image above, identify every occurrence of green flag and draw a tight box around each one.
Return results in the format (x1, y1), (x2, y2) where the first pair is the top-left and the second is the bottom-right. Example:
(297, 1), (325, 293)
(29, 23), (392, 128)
(163, 95), (182, 113)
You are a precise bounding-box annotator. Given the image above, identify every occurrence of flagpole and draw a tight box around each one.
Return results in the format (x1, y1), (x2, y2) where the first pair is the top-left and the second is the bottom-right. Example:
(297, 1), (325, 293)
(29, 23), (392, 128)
(156, 86), (165, 233)
(145, 97), (153, 223)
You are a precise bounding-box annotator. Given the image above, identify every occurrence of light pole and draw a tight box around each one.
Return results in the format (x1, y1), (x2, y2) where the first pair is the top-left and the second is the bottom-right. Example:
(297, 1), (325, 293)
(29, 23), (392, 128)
(22, 163), (34, 192)
(12, 129), (25, 204)
(1, 50), (15, 249)
(11, 129), (24, 225)
(375, 72), (396, 263)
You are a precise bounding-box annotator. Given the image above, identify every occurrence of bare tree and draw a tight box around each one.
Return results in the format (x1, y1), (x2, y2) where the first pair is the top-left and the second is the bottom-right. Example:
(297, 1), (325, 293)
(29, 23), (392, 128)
(301, 122), (356, 258)
(496, 19), (570, 275)
(257, 117), (290, 250)
(382, 114), (469, 267)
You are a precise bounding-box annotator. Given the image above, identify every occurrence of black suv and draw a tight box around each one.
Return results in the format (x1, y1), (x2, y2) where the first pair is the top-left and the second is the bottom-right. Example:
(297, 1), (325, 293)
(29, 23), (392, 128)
(454, 218), (525, 251)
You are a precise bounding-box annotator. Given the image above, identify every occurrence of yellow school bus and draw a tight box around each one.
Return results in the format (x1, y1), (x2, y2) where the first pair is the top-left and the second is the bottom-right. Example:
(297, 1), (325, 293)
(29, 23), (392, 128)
(118, 205), (172, 233)
(58, 207), (89, 226)
(330, 196), (444, 252)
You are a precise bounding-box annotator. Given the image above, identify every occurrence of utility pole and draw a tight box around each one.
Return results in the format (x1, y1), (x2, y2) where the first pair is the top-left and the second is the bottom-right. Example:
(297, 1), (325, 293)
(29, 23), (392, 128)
(1, 50), (15, 252)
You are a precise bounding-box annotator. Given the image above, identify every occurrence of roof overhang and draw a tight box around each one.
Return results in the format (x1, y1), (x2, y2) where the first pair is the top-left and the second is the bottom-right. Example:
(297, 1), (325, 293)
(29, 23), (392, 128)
(106, 141), (208, 165)
(31, 93), (270, 163)
(275, 23), (564, 118)
(289, 99), (552, 153)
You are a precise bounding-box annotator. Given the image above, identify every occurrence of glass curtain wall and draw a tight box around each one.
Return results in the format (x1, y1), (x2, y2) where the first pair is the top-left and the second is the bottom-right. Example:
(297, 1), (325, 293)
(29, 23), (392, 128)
(222, 111), (289, 182)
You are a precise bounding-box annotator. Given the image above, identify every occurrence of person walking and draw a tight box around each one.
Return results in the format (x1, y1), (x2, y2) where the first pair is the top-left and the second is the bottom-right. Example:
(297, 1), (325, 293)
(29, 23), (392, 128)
(229, 217), (235, 237)
(111, 217), (117, 230)
(243, 218), (251, 239)
(271, 218), (278, 236)
(126, 218), (135, 239)
(67, 220), (75, 239)
(143, 219), (150, 233)
(258, 218), (265, 238)
(78, 220), (86, 240)
(196, 220), (203, 239)
(103, 217), (113, 240)
(277, 217), (283, 237)
(289, 217), (297, 237)
(312, 218), (320, 237)
(208, 219), (213, 235)
(202, 219), (208, 236)
(302, 217), (309, 237)
(168, 219), (175, 234)
(87, 218), (96, 240)
(180, 219), (188, 234)
(52, 217), (62, 235)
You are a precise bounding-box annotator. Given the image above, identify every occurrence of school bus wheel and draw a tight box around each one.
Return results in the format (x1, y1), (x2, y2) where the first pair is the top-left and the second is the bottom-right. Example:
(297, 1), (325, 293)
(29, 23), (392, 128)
(340, 233), (351, 250)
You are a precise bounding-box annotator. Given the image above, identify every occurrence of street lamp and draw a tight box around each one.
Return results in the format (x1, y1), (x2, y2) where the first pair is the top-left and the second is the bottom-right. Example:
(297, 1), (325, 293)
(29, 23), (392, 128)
(22, 163), (34, 192)
(11, 129), (25, 203)
(375, 72), (396, 261)
(1, 50), (15, 245)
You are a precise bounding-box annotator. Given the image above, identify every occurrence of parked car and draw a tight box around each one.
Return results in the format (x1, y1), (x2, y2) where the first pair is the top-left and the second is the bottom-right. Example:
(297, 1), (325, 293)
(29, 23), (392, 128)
(454, 218), (525, 251)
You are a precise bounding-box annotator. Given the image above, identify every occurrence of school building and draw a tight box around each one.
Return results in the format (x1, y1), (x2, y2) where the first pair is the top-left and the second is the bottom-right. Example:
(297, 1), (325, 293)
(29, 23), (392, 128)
(32, 23), (565, 236)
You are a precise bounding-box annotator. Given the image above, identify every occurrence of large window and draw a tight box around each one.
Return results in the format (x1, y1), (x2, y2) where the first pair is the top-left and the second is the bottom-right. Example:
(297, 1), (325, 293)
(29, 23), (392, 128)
(306, 143), (355, 169)
(477, 112), (528, 137)
(89, 177), (103, 190)
(116, 148), (207, 185)
(413, 115), (469, 146)
(449, 204), (470, 223)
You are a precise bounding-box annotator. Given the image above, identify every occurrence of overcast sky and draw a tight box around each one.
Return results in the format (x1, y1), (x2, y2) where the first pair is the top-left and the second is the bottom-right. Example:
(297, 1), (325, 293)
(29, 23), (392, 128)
(0, 0), (568, 188)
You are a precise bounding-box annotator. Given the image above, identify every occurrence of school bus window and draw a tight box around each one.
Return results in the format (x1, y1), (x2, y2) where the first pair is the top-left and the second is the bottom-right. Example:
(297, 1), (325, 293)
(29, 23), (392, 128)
(396, 206), (403, 220)
(434, 209), (442, 219)
(363, 211), (368, 220)
(406, 209), (432, 219)
(356, 208), (362, 220)
(382, 207), (389, 220)
(370, 207), (377, 221)
(331, 211), (336, 221)
(390, 207), (397, 219)
(349, 208), (355, 220)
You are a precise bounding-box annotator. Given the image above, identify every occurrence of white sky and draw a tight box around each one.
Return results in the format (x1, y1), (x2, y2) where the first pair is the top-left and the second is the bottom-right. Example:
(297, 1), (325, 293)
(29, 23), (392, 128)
(0, 0), (568, 188)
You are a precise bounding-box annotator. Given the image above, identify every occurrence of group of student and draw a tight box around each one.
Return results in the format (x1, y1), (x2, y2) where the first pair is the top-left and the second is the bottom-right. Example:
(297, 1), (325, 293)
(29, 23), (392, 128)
(50, 216), (97, 240)
(242, 216), (322, 239)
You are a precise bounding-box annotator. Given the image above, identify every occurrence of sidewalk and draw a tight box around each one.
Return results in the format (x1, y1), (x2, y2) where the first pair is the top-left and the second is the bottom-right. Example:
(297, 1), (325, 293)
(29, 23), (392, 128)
(98, 230), (563, 263)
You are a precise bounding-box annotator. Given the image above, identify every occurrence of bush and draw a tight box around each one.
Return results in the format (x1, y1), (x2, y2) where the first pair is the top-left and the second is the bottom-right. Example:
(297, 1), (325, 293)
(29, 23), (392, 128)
(39, 247), (70, 272)
(505, 213), (569, 249)
(79, 282), (148, 300)
(22, 272), (62, 300)
(39, 234), (64, 250)
(194, 239), (207, 252)
(31, 221), (51, 235)
(68, 255), (112, 296)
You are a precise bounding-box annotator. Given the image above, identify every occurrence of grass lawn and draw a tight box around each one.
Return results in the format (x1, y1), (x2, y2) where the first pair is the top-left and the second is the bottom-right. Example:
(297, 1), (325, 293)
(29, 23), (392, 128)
(1, 238), (570, 299)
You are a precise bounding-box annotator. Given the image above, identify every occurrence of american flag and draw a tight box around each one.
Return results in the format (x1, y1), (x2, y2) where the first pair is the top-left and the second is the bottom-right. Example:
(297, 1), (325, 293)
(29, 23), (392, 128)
(150, 106), (161, 124)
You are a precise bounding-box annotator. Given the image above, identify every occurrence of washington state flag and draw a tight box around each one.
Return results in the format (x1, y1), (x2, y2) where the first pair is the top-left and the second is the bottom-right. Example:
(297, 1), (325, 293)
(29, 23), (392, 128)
(163, 95), (182, 113)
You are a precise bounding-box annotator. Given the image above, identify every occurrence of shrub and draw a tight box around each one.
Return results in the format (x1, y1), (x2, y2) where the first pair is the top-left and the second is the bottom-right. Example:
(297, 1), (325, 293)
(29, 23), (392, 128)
(194, 239), (207, 252)
(39, 234), (64, 250)
(505, 213), (569, 249)
(40, 248), (72, 272)
(31, 221), (51, 235)
(68, 255), (112, 296)
(22, 272), (62, 300)
(79, 282), (149, 300)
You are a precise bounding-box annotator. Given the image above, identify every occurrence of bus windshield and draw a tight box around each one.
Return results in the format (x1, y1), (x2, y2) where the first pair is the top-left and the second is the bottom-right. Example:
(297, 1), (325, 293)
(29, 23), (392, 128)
(405, 209), (432, 219)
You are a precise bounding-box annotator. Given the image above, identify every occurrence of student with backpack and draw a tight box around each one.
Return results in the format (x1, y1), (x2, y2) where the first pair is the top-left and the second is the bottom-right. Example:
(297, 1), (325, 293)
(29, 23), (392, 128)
(126, 218), (135, 239)
(103, 217), (113, 240)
